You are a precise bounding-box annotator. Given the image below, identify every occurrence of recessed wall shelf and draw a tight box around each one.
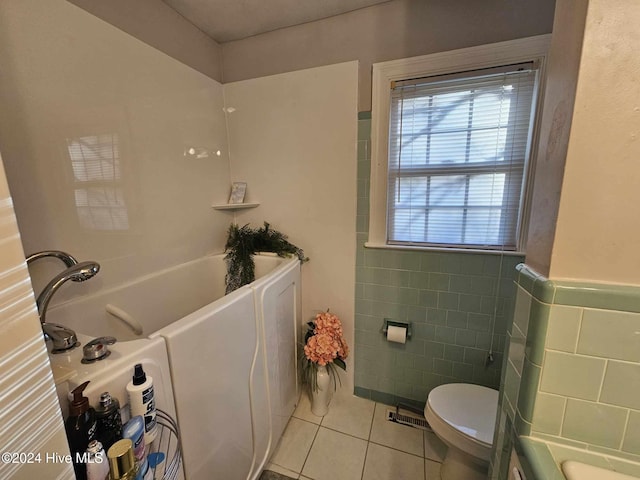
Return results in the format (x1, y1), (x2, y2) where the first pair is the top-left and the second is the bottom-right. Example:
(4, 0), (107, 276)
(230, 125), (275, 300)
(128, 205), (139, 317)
(212, 202), (260, 211)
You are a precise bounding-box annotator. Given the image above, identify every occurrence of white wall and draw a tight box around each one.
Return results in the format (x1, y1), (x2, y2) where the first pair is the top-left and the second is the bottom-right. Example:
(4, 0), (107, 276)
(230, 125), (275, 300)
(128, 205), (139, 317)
(0, 154), (72, 479)
(68, 0), (223, 82)
(549, 0), (640, 285)
(222, 0), (555, 110)
(0, 0), (232, 302)
(224, 62), (359, 392)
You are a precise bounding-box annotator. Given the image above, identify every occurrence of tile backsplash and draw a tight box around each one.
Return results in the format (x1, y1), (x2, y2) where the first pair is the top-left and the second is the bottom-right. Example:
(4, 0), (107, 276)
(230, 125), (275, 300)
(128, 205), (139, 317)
(495, 263), (640, 476)
(353, 113), (522, 406)
(535, 303), (640, 459)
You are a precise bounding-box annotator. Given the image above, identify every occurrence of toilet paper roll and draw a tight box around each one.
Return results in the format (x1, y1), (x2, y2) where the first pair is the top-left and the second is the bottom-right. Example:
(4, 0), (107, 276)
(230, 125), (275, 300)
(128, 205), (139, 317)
(387, 325), (407, 344)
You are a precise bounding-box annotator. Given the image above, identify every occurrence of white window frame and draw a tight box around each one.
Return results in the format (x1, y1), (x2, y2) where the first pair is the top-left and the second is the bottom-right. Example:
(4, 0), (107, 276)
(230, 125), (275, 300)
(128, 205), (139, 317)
(367, 35), (550, 254)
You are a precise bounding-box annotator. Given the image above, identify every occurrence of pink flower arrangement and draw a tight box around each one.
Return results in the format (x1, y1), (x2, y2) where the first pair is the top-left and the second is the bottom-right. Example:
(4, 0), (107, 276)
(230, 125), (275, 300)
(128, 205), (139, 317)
(303, 311), (348, 378)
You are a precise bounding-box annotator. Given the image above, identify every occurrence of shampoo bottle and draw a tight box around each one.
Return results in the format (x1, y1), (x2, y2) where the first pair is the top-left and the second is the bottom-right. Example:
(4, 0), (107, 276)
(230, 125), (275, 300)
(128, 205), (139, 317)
(95, 391), (123, 451)
(65, 381), (97, 480)
(126, 364), (157, 443)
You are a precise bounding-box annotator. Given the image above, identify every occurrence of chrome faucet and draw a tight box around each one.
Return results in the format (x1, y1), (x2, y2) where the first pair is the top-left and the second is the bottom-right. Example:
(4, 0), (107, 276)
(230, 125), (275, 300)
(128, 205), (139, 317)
(26, 250), (79, 269)
(26, 251), (101, 352)
(36, 261), (100, 324)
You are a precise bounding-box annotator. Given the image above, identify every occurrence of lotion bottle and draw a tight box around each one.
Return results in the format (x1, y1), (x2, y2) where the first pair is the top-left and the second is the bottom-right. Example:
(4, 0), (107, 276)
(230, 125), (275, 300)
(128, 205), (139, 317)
(65, 381), (97, 480)
(126, 364), (157, 443)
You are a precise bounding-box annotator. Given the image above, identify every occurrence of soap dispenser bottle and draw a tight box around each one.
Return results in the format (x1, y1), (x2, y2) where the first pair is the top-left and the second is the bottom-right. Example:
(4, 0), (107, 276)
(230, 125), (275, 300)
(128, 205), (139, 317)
(65, 381), (97, 480)
(126, 364), (157, 443)
(95, 391), (123, 451)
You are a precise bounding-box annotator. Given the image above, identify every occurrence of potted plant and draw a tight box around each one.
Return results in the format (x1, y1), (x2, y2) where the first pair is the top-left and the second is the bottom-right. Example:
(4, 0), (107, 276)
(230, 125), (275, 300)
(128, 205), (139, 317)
(301, 310), (349, 416)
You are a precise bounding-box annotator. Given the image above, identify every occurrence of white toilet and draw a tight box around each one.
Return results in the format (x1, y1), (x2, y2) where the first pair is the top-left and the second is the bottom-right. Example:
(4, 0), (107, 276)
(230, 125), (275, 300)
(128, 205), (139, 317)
(424, 383), (498, 480)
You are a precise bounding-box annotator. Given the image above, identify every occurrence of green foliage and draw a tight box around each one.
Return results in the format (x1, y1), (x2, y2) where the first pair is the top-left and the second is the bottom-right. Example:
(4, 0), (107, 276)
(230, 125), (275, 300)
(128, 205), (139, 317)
(224, 222), (308, 294)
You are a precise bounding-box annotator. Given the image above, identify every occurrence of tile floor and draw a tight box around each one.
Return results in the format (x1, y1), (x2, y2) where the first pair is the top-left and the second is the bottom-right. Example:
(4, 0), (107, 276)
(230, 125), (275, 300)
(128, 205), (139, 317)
(265, 392), (448, 480)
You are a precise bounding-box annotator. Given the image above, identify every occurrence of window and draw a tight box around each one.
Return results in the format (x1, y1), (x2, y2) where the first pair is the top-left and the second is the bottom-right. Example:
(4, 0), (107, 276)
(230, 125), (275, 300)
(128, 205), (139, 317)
(388, 65), (538, 249)
(369, 36), (549, 252)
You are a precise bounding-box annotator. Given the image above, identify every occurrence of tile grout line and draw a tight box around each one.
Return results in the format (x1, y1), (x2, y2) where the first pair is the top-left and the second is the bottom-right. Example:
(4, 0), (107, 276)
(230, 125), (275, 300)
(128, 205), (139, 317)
(290, 399), (434, 478)
(368, 403), (377, 441)
(368, 439), (426, 459)
(618, 409), (631, 451)
(596, 358), (608, 402)
(422, 427), (427, 480)
(318, 424), (371, 442)
(573, 308), (583, 354)
(360, 402), (378, 480)
(559, 396), (568, 436)
(360, 439), (370, 480)
(298, 421), (321, 479)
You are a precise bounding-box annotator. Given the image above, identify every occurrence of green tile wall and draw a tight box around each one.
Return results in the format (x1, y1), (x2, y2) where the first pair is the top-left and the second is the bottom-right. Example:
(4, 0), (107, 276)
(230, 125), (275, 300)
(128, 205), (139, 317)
(353, 115), (523, 407)
(494, 264), (640, 473)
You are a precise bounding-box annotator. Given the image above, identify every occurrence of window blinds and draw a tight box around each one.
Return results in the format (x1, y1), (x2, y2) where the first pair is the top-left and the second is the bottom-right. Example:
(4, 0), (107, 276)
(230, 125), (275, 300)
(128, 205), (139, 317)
(387, 63), (539, 250)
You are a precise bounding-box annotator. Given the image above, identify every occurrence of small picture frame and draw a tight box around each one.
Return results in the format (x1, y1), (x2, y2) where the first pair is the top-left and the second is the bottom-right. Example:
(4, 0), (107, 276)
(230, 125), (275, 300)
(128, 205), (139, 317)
(228, 182), (247, 204)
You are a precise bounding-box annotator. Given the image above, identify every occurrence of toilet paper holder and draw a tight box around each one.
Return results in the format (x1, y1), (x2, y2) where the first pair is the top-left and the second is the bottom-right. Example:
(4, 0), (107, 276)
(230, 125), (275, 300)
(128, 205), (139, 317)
(382, 319), (412, 340)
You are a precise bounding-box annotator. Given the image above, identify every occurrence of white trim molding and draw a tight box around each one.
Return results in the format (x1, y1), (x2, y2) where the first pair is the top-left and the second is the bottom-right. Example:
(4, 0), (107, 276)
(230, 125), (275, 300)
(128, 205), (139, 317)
(368, 34), (551, 250)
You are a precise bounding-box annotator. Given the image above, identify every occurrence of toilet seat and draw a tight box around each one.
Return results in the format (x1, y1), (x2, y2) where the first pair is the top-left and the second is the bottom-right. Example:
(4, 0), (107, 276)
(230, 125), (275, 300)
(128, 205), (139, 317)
(425, 383), (498, 462)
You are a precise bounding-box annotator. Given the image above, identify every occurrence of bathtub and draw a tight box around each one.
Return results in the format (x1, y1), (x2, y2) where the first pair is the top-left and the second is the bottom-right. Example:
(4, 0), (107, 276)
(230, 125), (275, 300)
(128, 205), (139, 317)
(47, 253), (301, 480)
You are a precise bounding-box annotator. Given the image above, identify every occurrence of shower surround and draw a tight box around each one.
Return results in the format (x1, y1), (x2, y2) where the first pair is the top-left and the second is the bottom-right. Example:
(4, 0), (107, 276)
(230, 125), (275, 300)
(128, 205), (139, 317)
(0, 1), (358, 475)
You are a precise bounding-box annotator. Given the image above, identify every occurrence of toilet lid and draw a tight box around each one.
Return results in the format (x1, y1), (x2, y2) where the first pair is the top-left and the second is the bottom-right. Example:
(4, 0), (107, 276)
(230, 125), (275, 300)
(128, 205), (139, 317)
(427, 383), (498, 445)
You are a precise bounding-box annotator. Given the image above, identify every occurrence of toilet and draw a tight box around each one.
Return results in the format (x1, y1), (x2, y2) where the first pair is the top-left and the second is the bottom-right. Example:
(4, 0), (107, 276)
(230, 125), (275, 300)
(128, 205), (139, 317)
(424, 383), (499, 480)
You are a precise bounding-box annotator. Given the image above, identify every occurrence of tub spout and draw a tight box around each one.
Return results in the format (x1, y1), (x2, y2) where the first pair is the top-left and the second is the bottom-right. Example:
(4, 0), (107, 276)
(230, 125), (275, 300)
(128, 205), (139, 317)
(37, 261), (100, 325)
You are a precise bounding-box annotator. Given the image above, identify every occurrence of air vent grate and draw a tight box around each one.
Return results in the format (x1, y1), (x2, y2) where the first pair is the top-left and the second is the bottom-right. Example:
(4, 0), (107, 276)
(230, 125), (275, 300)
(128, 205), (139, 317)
(386, 409), (431, 430)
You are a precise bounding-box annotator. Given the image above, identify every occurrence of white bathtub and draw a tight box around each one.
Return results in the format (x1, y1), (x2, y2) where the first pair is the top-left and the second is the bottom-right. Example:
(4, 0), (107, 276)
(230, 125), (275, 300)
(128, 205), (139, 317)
(47, 253), (301, 480)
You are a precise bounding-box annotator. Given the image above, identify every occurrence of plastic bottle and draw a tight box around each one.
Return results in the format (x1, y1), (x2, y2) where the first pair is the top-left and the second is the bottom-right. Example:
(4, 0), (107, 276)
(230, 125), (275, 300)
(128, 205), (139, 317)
(65, 381), (97, 480)
(95, 391), (123, 451)
(121, 417), (153, 480)
(126, 364), (157, 443)
(85, 439), (110, 480)
(122, 416), (145, 464)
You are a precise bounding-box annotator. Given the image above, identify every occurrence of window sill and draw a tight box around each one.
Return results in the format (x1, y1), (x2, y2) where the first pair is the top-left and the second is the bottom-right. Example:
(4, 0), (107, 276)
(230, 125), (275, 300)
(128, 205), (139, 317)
(364, 241), (525, 256)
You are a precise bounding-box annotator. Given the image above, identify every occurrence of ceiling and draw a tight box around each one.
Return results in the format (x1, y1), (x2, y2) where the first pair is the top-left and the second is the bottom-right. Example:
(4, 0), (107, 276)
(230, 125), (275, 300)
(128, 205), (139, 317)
(162, 0), (392, 43)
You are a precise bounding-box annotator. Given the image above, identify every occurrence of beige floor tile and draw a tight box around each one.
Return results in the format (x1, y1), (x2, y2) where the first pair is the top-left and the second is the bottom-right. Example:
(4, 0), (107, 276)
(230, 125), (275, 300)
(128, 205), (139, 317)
(424, 430), (447, 462)
(270, 417), (319, 473)
(362, 443), (425, 480)
(321, 394), (376, 439)
(369, 403), (424, 456)
(294, 390), (324, 424)
(265, 462), (300, 478)
(302, 427), (368, 480)
(425, 459), (441, 479)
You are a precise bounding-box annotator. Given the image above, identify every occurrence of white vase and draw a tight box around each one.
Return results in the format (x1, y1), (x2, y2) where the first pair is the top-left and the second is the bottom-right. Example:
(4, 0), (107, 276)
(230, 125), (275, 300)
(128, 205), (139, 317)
(310, 365), (333, 416)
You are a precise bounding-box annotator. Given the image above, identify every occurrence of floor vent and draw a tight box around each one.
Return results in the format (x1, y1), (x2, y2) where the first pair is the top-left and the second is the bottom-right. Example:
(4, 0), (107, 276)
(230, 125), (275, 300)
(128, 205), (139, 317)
(386, 409), (431, 430)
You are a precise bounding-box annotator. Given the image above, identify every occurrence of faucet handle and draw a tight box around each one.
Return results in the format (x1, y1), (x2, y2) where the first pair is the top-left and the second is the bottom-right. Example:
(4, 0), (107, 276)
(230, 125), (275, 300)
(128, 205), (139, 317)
(82, 336), (116, 364)
(43, 323), (79, 353)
